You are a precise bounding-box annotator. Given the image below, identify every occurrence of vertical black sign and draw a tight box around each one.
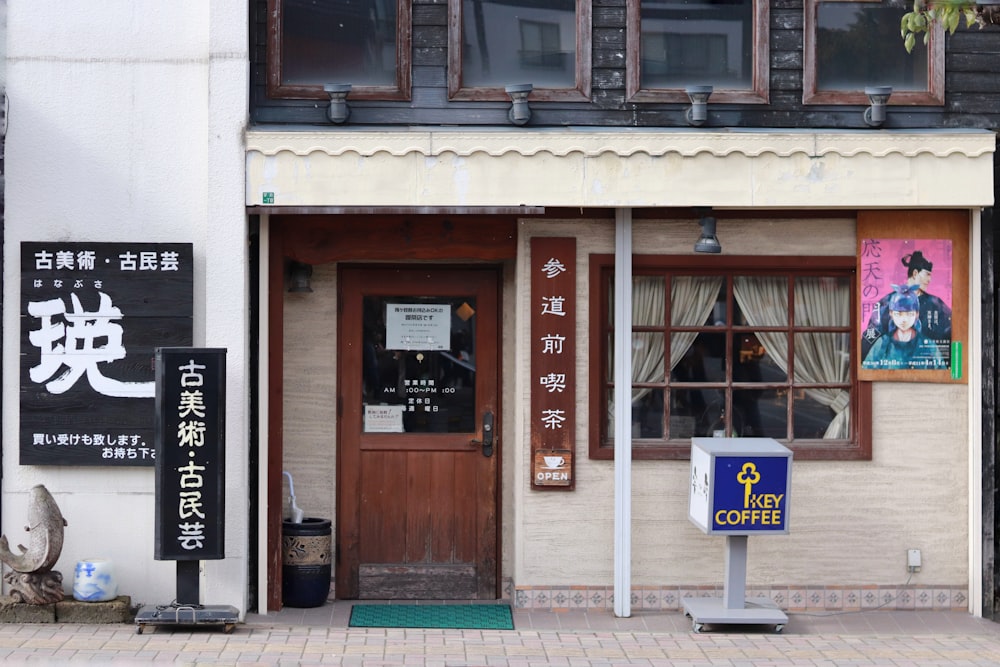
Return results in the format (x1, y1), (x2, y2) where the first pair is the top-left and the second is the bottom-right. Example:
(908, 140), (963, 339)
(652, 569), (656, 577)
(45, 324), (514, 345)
(20, 242), (193, 466)
(154, 348), (226, 561)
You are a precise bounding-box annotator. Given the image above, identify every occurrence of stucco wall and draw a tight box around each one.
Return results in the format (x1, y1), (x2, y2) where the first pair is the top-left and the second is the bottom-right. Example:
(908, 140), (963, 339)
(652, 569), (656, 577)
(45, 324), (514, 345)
(513, 217), (969, 592)
(3, 2), (249, 610)
(282, 266), (338, 529)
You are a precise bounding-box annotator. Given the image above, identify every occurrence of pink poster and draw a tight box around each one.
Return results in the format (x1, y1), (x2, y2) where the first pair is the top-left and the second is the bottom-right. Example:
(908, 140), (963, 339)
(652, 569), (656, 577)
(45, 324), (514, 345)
(859, 238), (953, 371)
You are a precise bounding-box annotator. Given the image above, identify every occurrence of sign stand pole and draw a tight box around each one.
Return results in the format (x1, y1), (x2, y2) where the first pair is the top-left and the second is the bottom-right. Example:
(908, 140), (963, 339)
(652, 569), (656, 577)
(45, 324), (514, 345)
(135, 562), (239, 633)
(682, 535), (787, 632)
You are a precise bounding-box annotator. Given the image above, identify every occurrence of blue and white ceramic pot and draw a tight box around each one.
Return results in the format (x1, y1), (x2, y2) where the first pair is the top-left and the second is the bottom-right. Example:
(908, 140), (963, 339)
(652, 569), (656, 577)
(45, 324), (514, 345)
(73, 559), (118, 602)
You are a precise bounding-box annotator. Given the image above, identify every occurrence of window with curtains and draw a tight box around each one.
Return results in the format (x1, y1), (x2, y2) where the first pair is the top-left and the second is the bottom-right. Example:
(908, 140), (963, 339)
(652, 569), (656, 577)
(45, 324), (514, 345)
(588, 256), (871, 461)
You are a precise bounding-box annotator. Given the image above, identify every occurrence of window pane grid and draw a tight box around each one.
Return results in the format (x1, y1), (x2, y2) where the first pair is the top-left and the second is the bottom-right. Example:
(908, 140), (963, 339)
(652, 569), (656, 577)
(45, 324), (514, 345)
(603, 266), (853, 449)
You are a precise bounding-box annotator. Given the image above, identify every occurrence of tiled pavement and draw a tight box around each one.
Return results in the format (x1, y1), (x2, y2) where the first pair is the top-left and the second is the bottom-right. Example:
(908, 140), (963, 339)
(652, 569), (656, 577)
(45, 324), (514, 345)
(0, 603), (996, 665)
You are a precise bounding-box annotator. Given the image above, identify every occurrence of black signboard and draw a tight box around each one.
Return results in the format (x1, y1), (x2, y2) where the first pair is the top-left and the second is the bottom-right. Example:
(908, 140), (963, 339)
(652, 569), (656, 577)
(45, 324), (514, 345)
(154, 348), (226, 561)
(20, 242), (193, 466)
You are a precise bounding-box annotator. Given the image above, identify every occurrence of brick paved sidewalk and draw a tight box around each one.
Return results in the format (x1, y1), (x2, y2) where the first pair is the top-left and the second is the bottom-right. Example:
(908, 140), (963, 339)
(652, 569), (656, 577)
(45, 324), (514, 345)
(0, 609), (994, 665)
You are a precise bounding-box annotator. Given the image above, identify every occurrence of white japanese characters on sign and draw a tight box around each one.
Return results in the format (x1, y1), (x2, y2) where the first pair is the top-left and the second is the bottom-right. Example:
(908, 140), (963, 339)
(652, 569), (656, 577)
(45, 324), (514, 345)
(155, 347), (225, 561)
(21, 242), (194, 467)
(28, 293), (153, 398)
(175, 358), (208, 551)
(530, 239), (576, 489)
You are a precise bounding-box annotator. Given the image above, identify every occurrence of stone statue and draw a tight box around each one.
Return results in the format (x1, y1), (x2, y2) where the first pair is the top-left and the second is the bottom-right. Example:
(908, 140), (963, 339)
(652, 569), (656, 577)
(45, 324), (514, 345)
(0, 485), (68, 604)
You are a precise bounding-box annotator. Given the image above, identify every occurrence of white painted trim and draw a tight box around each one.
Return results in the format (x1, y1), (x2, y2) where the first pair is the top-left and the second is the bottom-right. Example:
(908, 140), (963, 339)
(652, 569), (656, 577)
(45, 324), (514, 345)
(613, 209), (633, 618)
(970, 210), (983, 617)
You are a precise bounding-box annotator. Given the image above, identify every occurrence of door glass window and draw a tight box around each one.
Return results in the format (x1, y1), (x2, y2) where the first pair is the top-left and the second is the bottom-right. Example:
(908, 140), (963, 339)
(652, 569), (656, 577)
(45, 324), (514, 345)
(362, 296), (477, 433)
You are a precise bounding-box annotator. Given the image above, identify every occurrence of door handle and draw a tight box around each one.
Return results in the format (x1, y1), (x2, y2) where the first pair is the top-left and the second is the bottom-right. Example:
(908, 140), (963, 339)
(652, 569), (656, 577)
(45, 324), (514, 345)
(470, 411), (494, 457)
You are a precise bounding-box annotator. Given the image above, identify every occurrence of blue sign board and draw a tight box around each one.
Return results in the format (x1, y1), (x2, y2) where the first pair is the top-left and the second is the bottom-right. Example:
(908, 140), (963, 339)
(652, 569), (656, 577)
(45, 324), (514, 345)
(712, 456), (788, 532)
(689, 438), (792, 536)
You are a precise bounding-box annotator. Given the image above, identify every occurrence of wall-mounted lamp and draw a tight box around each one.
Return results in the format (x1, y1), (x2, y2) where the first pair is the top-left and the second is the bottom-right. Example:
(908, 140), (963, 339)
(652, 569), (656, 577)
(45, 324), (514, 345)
(505, 84), (533, 126)
(863, 86), (892, 127)
(288, 260), (314, 293)
(694, 209), (722, 254)
(685, 85), (713, 126)
(324, 83), (352, 124)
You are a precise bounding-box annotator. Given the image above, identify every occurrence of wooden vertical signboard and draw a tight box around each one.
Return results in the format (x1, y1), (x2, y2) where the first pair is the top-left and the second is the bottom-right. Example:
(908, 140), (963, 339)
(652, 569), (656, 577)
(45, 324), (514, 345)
(531, 238), (576, 490)
(135, 347), (238, 633)
(154, 348), (227, 561)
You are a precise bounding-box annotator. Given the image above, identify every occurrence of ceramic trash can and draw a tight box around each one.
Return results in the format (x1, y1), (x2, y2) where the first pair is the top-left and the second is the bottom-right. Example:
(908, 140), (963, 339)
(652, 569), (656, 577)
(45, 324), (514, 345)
(73, 559), (118, 602)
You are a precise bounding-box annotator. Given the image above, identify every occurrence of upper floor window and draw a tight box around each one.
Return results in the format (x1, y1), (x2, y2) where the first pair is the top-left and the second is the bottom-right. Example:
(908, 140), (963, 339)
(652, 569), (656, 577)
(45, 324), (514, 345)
(589, 255), (871, 461)
(627, 0), (770, 104)
(804, 0), (943, 105)
(449, 0), (591, 101)
(267, 0), (412, 100)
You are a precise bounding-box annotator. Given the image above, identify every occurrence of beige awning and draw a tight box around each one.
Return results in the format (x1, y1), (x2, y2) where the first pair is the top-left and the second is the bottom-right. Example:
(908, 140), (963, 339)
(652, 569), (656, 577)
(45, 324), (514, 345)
(246, 127), (995, 210)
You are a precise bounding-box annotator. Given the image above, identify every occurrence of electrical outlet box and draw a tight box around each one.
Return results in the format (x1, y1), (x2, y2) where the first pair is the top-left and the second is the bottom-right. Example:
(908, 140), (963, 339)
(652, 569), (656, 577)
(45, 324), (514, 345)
(907, 549), (922, 572)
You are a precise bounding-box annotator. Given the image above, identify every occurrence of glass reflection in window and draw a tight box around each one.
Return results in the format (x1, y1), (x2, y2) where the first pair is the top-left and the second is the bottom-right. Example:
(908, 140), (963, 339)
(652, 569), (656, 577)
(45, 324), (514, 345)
(282, 0), (399, 86)
(462, 0), (577, 87)
(640, 0), (754, 89)
(362, 296), (476, 433)
(815, 1), (928, 91)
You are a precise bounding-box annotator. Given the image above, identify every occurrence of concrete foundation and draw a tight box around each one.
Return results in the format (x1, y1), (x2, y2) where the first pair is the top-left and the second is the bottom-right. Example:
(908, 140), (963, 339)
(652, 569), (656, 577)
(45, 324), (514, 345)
(0, 596), (133, 624)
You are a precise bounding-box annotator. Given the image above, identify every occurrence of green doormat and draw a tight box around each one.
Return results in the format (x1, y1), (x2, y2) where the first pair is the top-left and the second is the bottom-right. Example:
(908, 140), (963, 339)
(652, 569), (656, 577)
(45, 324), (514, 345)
(349, 604), (514, 630)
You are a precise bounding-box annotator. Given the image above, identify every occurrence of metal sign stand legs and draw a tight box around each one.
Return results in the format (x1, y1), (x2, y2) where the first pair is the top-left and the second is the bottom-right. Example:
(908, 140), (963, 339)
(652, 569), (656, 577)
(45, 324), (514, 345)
(135, 561), (240, 634)
(681, 535), (787, 633)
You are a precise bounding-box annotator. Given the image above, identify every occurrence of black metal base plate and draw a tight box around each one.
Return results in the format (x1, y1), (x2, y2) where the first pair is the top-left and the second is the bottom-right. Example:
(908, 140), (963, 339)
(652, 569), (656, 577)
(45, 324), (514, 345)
(134, 604), (240, 634)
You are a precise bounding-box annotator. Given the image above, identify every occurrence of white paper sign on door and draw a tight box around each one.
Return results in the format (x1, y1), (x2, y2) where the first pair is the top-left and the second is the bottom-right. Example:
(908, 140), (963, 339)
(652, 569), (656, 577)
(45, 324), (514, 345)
(385, 303), (450, 351)
(364, 404), (405, 432)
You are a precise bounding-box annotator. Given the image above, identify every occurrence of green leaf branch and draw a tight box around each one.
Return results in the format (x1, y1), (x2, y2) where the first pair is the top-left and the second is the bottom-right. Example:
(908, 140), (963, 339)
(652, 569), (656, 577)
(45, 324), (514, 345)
(901, 0), (999, 52)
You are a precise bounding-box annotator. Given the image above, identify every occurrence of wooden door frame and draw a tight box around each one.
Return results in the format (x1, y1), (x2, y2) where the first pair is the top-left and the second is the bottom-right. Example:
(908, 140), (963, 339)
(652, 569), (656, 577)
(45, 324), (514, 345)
(265, 215), (517, 610)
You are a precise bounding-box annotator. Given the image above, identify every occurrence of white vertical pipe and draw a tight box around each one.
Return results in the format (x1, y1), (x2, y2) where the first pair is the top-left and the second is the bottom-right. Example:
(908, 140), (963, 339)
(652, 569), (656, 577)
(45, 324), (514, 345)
(969, 209), (983, 616)
(613, 208), (633, 617)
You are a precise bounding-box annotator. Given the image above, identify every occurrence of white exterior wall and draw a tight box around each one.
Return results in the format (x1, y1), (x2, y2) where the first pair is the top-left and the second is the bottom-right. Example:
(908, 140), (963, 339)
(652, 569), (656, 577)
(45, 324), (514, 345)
(4, 3), (249, 611)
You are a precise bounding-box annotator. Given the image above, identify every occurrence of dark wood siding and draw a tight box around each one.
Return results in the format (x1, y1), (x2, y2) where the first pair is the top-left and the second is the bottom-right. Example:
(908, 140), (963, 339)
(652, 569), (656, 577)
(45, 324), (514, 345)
(250, 0), (1000, 130)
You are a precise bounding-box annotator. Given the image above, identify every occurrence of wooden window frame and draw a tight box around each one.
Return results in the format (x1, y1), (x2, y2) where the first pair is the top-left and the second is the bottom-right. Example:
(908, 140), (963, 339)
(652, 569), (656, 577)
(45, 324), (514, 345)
(626, 0), (770, 104)
(588, 254), (872, 461)
(266, 0), (412, 101)
(447, 0), (591, 102)
(803, 0), (944, 105)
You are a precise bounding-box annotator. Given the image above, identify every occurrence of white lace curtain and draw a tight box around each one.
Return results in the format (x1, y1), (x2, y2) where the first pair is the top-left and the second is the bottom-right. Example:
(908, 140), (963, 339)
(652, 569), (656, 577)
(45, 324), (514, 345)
(732, 276), (850, 439)
(630, 276), (723, 402)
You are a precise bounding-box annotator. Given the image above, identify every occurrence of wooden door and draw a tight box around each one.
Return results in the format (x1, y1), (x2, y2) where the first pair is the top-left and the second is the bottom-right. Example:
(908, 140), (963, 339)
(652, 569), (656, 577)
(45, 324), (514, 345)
(337, 266), (500, 599)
